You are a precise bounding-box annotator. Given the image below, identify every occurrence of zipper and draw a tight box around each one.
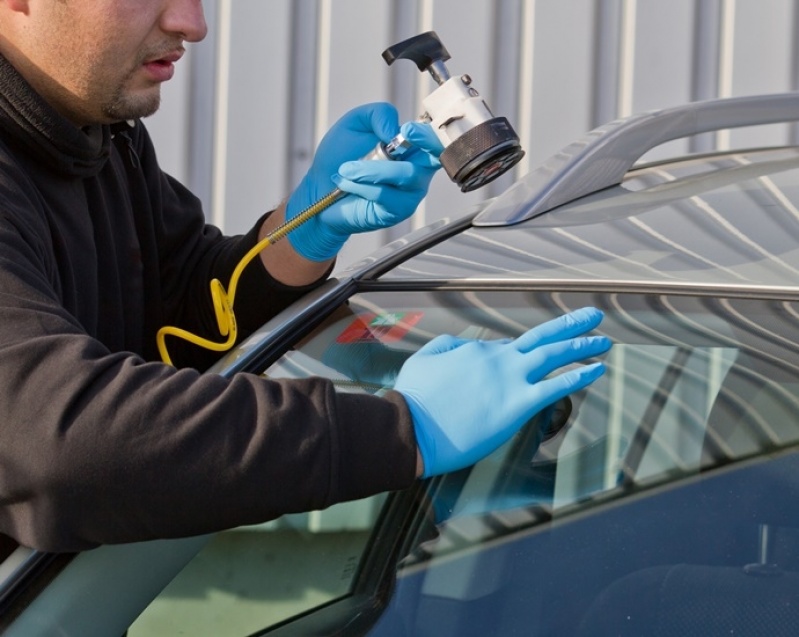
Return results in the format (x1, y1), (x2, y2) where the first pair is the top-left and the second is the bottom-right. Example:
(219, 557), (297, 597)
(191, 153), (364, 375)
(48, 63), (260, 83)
(120, 131), (140, 169)
(112, 121), (140, 169)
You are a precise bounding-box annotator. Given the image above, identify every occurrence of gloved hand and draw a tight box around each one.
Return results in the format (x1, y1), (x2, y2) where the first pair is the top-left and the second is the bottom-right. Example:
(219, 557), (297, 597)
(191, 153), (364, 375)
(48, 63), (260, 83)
(286, 102), (444, 262)
(393, 307), (612, 478)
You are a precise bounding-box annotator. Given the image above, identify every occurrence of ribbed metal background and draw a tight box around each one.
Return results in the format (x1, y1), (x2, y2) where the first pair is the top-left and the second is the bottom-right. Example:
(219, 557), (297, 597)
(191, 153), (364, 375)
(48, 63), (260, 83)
(146, 0), (799, 268)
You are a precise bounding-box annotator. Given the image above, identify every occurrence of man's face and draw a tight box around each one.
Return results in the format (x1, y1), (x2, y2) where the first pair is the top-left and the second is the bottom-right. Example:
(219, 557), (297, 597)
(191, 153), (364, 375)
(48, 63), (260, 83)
(4, 0), (207, 126)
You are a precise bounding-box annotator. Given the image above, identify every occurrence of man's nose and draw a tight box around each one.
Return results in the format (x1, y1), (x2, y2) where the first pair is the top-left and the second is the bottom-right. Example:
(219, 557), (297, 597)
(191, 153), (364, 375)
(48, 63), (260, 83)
(161, 0), (208, 43)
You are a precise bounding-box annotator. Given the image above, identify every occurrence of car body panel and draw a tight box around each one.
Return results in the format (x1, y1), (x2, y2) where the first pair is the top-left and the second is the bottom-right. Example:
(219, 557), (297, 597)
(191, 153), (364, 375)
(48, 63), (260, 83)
(368, 449), (799, 636)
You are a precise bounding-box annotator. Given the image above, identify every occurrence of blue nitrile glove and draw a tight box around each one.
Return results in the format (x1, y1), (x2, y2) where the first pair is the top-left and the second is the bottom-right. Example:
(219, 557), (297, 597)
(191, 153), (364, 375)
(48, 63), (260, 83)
(393, 307), (612, 478)
(286, 102), (444, 262)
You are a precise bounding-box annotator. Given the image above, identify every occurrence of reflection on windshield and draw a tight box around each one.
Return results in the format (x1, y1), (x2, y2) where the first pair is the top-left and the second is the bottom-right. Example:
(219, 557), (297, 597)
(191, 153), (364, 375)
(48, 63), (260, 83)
(263, 290), (799, 636)
(265, 291), (799, 555)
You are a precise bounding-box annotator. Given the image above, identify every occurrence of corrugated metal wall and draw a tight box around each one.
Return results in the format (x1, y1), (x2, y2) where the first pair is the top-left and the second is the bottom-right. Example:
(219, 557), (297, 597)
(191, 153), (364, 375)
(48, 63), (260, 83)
(146, 0), (799, 269)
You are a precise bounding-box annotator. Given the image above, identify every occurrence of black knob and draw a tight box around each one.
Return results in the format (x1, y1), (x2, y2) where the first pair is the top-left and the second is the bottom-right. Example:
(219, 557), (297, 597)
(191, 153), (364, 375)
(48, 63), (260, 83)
(382, 31), (451, 72)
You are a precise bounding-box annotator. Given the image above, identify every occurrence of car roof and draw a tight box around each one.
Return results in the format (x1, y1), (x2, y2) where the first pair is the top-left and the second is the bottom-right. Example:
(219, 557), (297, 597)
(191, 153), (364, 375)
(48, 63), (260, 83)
(379, 146), (799, 296)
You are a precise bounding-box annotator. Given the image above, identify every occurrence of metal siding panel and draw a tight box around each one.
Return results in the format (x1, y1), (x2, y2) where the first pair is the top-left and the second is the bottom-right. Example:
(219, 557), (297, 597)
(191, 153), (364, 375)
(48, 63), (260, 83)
(525, 0), (597, 169)
(690, 0), (724, 152)
(428, 0), (496, 98)
(185, 4), (219, 214)
(792, 1), (799, 143)
(318, 0), (393, 128)
(632, 0), (696, 111)
(385, 0), (424, 122)
(632, 0), (696, 161)
(287, 0), (320, 199)
(516, 0), (536, 177)
(728, 0), (795, 148)
(593, 0), (625, 126)
(217, 1), (293, 235)
(617, 0), (636, 118)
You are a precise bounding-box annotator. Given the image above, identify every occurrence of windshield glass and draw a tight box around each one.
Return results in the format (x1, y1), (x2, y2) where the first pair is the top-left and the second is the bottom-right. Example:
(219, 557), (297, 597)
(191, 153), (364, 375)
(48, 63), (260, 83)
(134, 290), (799, 636)
(267, 290), (799, 635)
(268, 290), (799, 485)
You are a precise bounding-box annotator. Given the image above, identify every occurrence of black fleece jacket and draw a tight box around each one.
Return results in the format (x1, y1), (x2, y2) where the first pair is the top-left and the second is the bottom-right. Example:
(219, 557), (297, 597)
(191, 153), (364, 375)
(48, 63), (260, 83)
(0, 54), (416, 551)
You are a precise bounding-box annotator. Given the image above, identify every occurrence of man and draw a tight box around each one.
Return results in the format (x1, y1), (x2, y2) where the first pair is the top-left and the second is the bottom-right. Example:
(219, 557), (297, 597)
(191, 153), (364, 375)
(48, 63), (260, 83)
(0, 0), (611, 552)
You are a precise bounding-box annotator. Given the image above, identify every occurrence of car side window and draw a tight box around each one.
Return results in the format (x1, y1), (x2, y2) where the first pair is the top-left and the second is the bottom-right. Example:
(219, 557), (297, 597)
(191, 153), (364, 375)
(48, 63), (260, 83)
(129, 493), (387, 636)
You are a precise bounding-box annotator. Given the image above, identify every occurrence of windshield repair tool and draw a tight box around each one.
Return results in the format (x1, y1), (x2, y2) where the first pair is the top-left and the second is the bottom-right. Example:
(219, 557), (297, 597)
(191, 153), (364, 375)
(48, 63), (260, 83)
(383, 31), (525, 192)
(157, 31), (525, 365)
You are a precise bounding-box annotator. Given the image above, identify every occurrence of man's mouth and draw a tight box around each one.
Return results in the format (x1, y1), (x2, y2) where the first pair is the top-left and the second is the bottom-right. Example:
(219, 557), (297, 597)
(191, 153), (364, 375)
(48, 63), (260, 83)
(142, 48), (185, 82)
(151, 49), (184, 65)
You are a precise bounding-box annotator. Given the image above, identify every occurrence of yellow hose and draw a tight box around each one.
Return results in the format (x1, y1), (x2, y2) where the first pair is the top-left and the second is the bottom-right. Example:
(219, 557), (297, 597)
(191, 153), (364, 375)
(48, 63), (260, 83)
(157, 188), (346, 365)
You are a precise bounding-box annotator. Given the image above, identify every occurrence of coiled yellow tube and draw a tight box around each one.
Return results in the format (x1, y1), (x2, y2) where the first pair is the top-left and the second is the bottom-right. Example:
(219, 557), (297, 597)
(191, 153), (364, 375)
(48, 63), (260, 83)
(157, 188), (346, 365)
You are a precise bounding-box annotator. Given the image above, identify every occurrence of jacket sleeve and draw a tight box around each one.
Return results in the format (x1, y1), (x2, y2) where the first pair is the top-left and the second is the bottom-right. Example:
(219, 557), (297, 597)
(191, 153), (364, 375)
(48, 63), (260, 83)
(0, 135), (418, 553)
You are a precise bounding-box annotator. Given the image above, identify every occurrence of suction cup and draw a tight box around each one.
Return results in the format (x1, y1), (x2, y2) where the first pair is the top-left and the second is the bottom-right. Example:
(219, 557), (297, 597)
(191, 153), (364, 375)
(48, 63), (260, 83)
(440, 117), (525, 192)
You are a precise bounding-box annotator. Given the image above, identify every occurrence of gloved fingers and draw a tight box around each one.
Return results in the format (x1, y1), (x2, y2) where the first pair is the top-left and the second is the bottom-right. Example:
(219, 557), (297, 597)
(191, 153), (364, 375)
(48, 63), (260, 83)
(337, 158), (436, 190)
(310, 103), (402, 180)
(499, 361), (606, 427)
(412, 334), (472, 358)
(324, 183), (420, 230)
(402, 148), (442, 170)
(342, 102), (401, 142)
(520, 335), (612, 382)
(401, 121), (445, 159)
(514, 307), (605, 353)
(524, 361), (607, 410)
(330, 163), (434, 228)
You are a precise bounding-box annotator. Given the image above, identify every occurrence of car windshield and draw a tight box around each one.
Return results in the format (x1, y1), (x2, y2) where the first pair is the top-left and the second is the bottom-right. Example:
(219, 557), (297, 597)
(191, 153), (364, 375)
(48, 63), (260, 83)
(133, 289), (799, 636)
(266, 289), (799, 635)
(270, 289), (799, 481)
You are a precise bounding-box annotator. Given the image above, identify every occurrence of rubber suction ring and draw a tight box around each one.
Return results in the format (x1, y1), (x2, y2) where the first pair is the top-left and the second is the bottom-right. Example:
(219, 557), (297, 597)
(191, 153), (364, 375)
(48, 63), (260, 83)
(440, 117), (525, 192)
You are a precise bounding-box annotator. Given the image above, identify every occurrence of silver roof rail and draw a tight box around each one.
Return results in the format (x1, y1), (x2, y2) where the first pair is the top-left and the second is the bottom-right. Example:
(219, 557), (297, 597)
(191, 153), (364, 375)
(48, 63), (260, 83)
(474, 92), (799, 227)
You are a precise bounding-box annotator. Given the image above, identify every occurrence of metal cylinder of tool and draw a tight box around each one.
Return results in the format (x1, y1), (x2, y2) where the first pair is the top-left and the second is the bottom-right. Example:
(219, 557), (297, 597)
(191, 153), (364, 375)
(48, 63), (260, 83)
(421, 73), (524, 191)
(382, 31), (524, 192)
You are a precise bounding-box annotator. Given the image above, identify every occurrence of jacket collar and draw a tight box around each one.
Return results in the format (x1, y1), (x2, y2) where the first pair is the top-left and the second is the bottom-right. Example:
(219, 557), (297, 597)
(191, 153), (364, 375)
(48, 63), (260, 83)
(0, 53), (112, 178)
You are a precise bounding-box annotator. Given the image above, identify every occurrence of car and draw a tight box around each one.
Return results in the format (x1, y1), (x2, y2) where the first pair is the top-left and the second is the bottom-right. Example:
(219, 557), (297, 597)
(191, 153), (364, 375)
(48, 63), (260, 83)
(3, 91), (799, 636)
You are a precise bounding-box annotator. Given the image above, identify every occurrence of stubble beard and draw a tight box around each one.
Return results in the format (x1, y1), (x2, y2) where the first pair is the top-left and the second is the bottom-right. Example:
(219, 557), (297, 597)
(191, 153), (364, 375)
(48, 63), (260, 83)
(101, 75), (162, 122)
(98, 43), (176, 122)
